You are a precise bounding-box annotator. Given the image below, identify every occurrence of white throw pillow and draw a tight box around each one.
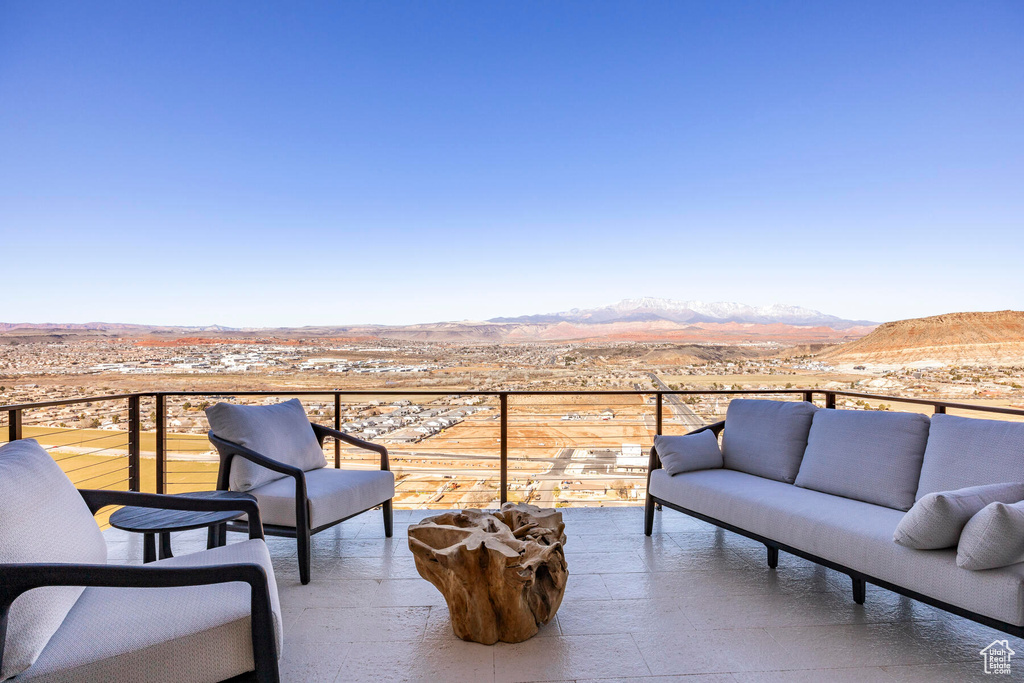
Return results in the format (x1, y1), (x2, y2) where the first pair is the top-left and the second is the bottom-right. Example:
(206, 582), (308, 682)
(206, 399), (328, 492)
(654, 430), (723, 476)
(894, 482), (1024, 550)
(957, 500), (1024, 570)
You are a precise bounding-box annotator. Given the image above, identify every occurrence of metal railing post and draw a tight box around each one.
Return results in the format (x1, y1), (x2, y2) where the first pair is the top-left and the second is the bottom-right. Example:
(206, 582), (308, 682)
(127, 395), (141, 491)
(655, 392), (663, 436)
(334, 393), (341, 468)
(155, 394), (166, 494)
(7, 408), (22, 442)
(499, 393), (508, 505)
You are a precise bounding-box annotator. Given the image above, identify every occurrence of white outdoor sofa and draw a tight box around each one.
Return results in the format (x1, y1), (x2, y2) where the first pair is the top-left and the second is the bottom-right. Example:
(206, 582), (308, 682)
(645, 399), (1024, 638)
(0, 439), (282, 683)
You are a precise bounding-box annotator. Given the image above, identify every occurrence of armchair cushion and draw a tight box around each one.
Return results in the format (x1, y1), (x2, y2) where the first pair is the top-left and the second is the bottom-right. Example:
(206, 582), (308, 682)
(250, 467), (395, 529)
(19, 539), (281, 682)
(0, 440), (107, 681)
(206, 399), (328, 492)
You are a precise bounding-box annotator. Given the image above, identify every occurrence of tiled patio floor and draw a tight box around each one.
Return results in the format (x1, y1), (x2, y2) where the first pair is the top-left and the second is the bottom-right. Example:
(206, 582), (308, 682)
(104, 506), (1020, 682)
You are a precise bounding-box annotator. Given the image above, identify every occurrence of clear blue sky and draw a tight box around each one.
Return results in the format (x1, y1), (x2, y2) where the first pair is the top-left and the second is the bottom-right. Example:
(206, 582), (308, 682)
(1, 1), (1021, 326)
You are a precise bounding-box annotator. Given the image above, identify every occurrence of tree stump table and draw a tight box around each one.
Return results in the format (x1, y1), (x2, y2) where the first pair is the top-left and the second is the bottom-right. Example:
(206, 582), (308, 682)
(408, 503), (568, 644)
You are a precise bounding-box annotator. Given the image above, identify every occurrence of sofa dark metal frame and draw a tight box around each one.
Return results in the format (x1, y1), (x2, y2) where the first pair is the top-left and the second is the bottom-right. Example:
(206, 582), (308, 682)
(0, 489), (279, 683)
(644, 419), (1024, 640)
(209, 423), (392, 585)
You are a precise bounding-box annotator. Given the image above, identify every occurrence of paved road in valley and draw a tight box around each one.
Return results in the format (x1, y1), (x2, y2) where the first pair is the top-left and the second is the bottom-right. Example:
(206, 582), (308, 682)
(532, 447), (575, 506)
(648, 373), (706, 432)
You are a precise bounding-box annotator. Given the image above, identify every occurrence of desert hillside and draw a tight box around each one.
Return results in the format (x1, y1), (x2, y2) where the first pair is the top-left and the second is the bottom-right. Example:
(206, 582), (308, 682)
(823, 311), (1024, 366)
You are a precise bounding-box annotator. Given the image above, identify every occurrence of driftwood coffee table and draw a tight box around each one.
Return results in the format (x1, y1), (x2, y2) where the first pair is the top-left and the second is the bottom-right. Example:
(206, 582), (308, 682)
(408, 503), (568, 644)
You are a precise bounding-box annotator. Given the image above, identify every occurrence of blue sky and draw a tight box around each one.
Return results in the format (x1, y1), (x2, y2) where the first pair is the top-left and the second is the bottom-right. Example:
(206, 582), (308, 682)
(1, 1), (1021, 326)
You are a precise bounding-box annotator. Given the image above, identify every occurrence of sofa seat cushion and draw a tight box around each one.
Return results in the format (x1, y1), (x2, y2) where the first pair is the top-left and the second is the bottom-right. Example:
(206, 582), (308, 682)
(650, 468), (1024, 626)
(250, 467), (395, 529)
(206, 399), (328, 492)
(916, 414), (1024, 500)
(0, 440), (108, 681)
(794, 409), (931, 511)
(721, 399), (816, 484)
(19, 539), (281, 683)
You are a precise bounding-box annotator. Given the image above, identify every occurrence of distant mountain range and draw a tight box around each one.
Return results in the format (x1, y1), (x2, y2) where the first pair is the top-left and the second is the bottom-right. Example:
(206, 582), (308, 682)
(0, 299), (877, 344)
(490, 298), (874, 329)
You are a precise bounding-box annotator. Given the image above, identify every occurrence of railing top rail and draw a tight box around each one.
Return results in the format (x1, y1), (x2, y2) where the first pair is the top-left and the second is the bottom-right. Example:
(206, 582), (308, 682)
(142, 388), (811, 397)
(0, 393), (140, 412)
(826, 390), (1024, 416)
(2, 388), (1022, 418)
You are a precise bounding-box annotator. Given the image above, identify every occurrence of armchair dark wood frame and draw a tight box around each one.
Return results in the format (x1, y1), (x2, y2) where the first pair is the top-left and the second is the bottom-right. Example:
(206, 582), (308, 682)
(209, 423), (393, 585)
(643, 419), (1024, 640)
(0, 489), (279, 683)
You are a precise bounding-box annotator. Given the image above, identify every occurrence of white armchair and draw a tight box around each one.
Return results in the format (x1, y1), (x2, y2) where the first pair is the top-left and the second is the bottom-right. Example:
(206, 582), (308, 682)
(0, 439), (281, 683)
(206, 399), (395, 584)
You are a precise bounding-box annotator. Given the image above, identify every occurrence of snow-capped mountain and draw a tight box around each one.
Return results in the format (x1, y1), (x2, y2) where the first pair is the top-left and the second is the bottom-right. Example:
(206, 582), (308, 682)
(489, 298), (873, 329)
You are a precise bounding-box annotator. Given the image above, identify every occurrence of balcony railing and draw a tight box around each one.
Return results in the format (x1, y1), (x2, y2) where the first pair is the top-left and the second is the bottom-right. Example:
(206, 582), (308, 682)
(3, 389), (1023, 514)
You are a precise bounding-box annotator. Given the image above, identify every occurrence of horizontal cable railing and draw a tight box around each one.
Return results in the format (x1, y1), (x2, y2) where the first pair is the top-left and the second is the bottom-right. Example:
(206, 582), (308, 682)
(3, 389), (1022, 512)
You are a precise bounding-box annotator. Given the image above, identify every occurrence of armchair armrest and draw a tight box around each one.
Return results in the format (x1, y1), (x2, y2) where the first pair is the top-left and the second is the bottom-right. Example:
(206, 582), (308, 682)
(0, 562), (279, 683)
(208, 433), (309, 540)
(208, 433), (305, 480)
(311, 423), (390, 471)
(78, 489), (265, 540)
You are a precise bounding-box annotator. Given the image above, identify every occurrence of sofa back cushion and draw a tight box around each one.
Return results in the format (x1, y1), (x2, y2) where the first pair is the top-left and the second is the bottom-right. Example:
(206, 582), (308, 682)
(721, 399), (817, 483)
(206, 398), (328, 492)
(794, 409), (931, 510)
(0, 439), (108, 680)
(915, 414), (1024, 501)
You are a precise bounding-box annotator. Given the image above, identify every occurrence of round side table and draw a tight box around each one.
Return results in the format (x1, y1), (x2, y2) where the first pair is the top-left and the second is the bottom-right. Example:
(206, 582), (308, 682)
(109, 490), (256, 563)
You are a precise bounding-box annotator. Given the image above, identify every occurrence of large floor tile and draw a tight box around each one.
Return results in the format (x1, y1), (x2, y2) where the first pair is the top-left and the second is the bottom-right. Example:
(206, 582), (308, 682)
(328, 554), (421, 580)
(732, 668), (895, 682)
(278, 641), (349, 682)
(637, 542), (751, 571)
(635, 628), (793, 675)
(563, 573), (614, 601)
(277, 578), (380, 608)
(564, 551), (649, 574)
(493, 633), (651, 683)
(557, 599), (694, 636)
(577, 676), (733, 683)
(766, 622), (958, 669)
(340, 637), (495, 683)
(881, 661), (999, 682)
(372, 578), (447, 607)
(289, 606), (430, 642)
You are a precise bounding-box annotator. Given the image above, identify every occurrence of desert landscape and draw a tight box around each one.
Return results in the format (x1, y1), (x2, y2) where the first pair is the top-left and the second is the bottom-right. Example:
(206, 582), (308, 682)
(2, 303), (1023, 513)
